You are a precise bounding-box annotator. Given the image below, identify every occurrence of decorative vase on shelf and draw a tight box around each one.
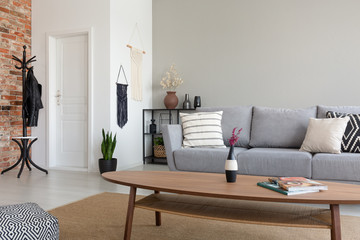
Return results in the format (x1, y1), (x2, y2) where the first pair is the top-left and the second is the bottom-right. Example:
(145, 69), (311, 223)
(225, 145), (238, 182)
(183, 94), (191, 109)
(164, 91), (178, 109)
(194, 96), (201, 108)
(149, 119), (156, 134)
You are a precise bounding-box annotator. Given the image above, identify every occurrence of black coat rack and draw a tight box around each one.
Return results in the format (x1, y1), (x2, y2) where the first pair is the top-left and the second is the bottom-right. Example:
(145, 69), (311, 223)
(1, 45), (48, 178)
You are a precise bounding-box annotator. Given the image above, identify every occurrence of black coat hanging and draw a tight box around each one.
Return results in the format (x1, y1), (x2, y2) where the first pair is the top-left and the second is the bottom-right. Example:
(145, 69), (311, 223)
(116, 65), (129, 128)
(24, 67), (43, 127)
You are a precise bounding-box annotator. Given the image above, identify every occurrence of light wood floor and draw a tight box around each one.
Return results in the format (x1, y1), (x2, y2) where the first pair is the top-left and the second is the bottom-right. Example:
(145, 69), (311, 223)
(1, 164), (360, 217)
(0, 164), (166, 211)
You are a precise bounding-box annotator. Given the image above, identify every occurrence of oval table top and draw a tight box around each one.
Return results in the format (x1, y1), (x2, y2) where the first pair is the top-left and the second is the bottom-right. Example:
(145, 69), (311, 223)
(102, 171), (360, 204)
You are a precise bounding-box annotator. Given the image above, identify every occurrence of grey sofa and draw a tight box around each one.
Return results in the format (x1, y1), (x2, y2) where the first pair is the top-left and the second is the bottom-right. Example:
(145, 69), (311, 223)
(162, 105), (360, 183)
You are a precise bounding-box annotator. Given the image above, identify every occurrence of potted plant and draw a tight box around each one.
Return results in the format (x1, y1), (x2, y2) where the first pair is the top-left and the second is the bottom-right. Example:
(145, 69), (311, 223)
(99, 129), (117, 174)
(153, 136), (166, 158)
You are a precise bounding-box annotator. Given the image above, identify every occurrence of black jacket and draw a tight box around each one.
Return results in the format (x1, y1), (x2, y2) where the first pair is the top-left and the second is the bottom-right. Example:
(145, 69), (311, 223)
(24, 67), (43, 127)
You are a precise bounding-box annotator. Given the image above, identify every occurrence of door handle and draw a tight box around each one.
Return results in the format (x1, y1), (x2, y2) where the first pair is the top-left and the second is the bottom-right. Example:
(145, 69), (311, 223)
(56, 90), (61, 105)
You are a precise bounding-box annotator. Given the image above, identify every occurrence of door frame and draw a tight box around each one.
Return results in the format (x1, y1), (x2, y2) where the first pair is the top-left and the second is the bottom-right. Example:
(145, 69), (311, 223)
(46, 28), (93, 171)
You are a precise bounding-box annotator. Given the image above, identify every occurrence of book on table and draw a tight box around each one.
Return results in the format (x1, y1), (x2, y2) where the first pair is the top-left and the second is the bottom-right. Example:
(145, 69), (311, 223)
(268, 177), (328, 191)
(257, 182), (320, 195)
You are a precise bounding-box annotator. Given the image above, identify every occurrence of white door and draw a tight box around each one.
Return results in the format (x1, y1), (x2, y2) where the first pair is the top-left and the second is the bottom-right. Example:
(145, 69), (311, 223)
(55, 34), (88, 169)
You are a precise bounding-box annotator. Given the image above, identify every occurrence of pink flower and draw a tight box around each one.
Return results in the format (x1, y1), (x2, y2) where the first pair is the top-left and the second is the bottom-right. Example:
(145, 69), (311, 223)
(228, 127), (243, 146)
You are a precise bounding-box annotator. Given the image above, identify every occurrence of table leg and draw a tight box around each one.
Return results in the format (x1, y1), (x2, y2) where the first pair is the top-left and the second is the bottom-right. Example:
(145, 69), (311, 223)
(154, 190), (161, 226)
(331, 204), (341, 240)
(124, 186), (137, 240)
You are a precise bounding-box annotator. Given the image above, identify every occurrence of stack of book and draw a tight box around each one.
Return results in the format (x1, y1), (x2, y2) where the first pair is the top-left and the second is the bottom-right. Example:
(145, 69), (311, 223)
(257, 177), (328, 195)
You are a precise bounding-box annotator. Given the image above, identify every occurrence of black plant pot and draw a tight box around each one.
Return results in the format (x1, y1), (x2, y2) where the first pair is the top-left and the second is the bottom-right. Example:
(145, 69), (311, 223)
(99, 158), (117, 174)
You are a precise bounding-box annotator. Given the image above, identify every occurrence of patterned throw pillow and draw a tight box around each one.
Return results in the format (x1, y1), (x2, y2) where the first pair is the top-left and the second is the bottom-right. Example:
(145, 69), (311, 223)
(326, 111), (360, 153)
(180, 111), (226, 148)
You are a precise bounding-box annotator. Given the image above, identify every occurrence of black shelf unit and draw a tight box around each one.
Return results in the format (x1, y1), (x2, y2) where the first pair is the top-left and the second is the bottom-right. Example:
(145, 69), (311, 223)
(142, 108), (195, 164)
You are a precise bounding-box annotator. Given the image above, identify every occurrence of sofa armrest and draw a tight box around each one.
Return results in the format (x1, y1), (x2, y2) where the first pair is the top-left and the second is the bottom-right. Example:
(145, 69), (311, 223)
(162, 124), (183, 171)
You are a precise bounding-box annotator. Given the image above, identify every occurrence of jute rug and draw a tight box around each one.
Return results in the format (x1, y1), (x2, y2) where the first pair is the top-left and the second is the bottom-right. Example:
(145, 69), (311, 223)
(49, 192), (360, 240)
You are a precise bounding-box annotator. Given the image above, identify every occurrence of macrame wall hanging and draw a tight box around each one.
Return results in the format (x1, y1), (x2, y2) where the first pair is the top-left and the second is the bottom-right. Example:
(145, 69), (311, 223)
(127, 23), (146, 101)
(116, 65), (128, 128)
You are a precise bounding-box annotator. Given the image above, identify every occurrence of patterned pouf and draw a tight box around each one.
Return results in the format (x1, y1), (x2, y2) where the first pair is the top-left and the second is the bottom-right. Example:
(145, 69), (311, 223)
(0, 202), (59, 240)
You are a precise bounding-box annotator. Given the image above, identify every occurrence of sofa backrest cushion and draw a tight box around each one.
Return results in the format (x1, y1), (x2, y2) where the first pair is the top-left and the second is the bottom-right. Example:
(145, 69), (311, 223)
(250, 106), (317, 148)
(317, 105), (360, 118)
(196, 106), (252, 148)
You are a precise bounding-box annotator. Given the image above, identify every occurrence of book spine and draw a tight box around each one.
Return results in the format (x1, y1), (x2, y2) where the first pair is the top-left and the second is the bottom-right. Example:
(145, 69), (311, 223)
(284, 186), (328, 192)
(257, 182), (288, 195)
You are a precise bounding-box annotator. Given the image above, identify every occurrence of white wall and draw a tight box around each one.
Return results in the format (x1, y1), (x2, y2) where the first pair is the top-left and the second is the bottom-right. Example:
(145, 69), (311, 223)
(110, 0), (152, 169)
(32, 0), (111, 170)
(153, 0), (360, 108)
(32, 0), (151, 171)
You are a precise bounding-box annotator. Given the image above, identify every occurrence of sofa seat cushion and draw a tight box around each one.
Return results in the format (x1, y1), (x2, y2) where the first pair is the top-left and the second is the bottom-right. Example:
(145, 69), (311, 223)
(174, 147), (248, 173)
(196, 106), (252, 148)
(312, 153), (360, 181)
(237, 148), (312, 178)
(250, 106), (317, 148)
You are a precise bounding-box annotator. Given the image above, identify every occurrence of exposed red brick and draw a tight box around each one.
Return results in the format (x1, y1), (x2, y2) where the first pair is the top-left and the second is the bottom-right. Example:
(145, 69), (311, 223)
(9, 106), (21, 110)
(10, 120), (22, 126)
(0, 27), (9, 34)
(1, 33), (16, 40)
(1, 95), (16, 100)
(0, 0), (32, 165)
(10, 90), (22, 95)
(13, 2), (21, 7)
(0, 7), (10, 14)
(9, 100), (22, 105)
(0, 162), (10, 168)
(9, 70), (21, 75)
(0, 111), (9, 116)
(10, 110), (21, 116)
(1, 85), (17, 90)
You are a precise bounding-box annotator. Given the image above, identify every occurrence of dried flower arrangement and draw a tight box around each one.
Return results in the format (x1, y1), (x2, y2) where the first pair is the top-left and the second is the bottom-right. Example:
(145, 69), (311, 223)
(160, 64), (184, 91)
(228, 127), (243, 146)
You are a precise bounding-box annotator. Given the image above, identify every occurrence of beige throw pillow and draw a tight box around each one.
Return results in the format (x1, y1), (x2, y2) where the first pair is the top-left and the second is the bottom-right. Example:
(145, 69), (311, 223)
(300, 117), (350, 154)
(180, 111), (226, 148)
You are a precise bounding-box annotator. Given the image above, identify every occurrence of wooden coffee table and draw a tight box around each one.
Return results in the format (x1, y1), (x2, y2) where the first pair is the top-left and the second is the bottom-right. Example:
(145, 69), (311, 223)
(102, 171), (360, 240)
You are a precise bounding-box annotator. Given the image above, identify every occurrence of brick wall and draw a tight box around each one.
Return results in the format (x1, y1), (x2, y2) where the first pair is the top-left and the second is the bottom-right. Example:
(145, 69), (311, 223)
(0, 0), (31, 172)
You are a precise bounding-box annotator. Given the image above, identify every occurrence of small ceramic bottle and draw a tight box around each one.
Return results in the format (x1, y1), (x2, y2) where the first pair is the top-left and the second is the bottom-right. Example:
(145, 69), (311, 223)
(183, 94), (191, 109)
(149, 119), (156, 134)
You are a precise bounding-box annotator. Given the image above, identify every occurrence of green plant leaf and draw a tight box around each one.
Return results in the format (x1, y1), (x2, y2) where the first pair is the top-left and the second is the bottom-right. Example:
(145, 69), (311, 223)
(101, 129), (117, 160)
